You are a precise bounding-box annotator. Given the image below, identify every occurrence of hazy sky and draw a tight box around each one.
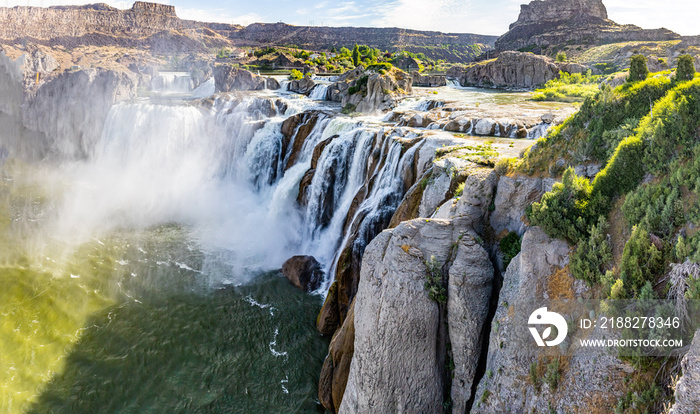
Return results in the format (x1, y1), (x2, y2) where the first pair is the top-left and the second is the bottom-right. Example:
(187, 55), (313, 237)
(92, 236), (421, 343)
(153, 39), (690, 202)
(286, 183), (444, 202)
(4, 0), (698, 36)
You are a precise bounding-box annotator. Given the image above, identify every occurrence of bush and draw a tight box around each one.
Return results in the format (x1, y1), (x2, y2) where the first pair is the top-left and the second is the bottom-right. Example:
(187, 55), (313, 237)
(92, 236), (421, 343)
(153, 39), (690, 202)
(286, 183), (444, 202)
(589, 136), (645, 214)
(675, 54), (696, 82)
(424, 256), (446, 303)
(341, 103), (356, 114)
(622, 182), (684, 237)
(570, 216), (612, 286)
(500, 232), (522, 269)
(619, 225), (663, 295)
(288, 69), (304, 80)
(347, 75), (368, 95)
(628, 54), (649, 82)
(527, 167), (593, 243)
(544, 358), (561, 390)
(366, 62), (392, 73)
(556, 52), (567, 62)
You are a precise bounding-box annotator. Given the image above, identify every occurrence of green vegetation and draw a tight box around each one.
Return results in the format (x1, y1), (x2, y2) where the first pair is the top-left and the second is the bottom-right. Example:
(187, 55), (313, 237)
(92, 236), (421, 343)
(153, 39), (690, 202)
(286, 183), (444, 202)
(675, 54), (696, 82)
(288, 69), (304, 80)
(347, 75), (369, 95)
(628, 54), (649, 82)
(544, 358), (561, 390)
(341, 103), (357, 115)
(424, 256), (447, 303)
(524, 76), (700, 299)
(352, 44), (361, 67)
(253, 46), (277, 58)
(499, 232), (521, 269)
(570, 216), (612, 286)
(532, 70), (601, 103)
(529, 361), (540, 391)
(555, 52), (567, 62)
(366, 62), (392, 73)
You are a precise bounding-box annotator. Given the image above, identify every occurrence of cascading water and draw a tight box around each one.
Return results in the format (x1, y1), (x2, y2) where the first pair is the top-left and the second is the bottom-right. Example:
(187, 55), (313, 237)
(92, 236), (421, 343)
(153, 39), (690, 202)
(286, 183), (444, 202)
(150, 71), (194, 94)
(0, 79), (423, 412)
(308, 84), (329, 101)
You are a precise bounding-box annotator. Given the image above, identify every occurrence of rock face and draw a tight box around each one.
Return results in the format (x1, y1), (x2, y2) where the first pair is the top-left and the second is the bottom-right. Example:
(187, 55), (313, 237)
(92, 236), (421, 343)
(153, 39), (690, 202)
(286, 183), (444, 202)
(495, 0), (680, 51)
(670, 330), (700, 413)
(281, 255), (324, 292)
(490, 175), (545, 236)
(329, 68), (412, 113)
(213, 66), (279, 92)
(288, 76), (316, 94)
(17, 67), (138, 159)
(411, 71), (447, 87)
(470, 226), (631, 412)
(447, 51), (587, 88)
(339, 218), (494, 413)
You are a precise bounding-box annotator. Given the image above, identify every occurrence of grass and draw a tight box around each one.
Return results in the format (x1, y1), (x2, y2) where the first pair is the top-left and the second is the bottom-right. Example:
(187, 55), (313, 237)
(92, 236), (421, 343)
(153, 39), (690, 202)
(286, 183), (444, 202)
(532, 71), (601, 103)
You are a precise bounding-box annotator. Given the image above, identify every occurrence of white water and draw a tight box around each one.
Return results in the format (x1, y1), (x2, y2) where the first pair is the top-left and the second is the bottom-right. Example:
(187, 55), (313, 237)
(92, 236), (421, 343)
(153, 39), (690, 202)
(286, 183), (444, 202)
(308, 84), (329, 101)
(34, 89), (422, 290)
(150, 72), (194, 94)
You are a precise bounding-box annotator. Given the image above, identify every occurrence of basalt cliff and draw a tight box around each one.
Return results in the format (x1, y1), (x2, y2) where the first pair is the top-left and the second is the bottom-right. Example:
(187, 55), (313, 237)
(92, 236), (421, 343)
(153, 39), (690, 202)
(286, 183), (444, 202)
(495, 0), (680, 52)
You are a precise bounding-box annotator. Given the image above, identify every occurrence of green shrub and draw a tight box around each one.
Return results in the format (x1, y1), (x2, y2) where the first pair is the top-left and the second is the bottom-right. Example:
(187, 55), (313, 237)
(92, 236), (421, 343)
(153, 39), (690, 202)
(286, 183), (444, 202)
(570, 216), (612, 286)
(675, 54), (696, 82)
(367, 62), (392, 73)
(544, 358), (561, 390)
(341, 103), (356, 114)
(589, 136), (645, 214)
(619, 226), (663, 295)
(529, 361), (540, 391)
(528, 168), (593, 244)
(352, 44), (361, 66)
(622, 182), (684, 237)
(424, 256), (446, 303)
(628, 54), (649, 82)
(347, 75), (368, 95)
(288, 69), (304, 80)
(500, 231), (522, 269)
(555, 52), (567, 62)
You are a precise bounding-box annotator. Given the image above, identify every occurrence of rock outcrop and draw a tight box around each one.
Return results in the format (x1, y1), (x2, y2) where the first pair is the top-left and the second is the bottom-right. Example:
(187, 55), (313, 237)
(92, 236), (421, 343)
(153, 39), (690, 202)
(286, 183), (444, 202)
(447, 51), (588, 88)
(213, 66), (279, 92)
(288, 76), (316, 95)
(328, 67), (412, 113)
(670, 330), (700, 413)
(0, 51), (138, 160)
(411, 71), (447, 87)
(495, 0), (680, 52)
(281, 255), (324, 292)
(470, 227), (631, 412)
(339, 218), (494, 413)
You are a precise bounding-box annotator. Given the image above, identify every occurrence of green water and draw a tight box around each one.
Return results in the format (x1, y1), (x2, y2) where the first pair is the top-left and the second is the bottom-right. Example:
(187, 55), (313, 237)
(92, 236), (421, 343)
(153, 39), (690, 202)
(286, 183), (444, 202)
(0, 162), (328, 413)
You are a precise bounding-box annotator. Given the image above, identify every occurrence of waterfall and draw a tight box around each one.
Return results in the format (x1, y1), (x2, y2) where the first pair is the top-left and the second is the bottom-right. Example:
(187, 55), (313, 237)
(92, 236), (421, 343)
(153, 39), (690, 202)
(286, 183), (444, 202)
(192, 78), (215, 98)
(150, 72), (194, 93)
(308, 84), (329, 101)
(37, 88), (420, 290)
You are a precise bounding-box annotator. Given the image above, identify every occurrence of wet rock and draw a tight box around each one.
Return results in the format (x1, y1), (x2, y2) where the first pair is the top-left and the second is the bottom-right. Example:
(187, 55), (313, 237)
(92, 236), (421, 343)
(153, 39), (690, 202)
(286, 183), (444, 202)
(473, 118), (497, 136)
(281, 255), (324, 292)
(288, 76), (316, 94)
(317, 281), (341, 336)
(319, 300), (356, 413)
(266, 77), (280, 90)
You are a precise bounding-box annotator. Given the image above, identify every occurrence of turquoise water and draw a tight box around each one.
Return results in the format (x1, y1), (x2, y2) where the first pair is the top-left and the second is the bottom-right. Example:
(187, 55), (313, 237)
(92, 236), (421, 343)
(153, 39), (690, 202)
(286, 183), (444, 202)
(0, 162), (328, 413)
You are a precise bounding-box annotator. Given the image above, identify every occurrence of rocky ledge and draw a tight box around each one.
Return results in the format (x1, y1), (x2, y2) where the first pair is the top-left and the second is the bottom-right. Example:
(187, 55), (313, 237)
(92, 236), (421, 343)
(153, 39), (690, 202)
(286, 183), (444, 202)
(213, 65), (280, 92)
(447, 51), (588, 89)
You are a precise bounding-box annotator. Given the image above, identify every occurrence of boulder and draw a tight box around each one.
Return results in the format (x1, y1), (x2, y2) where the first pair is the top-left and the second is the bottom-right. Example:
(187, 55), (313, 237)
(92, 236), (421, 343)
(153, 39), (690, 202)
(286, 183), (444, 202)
(288, 76), (316, 94)
(473, 118), (497, 136)
(281, 255), (324, 292)
(670, 330), (700, 413)
(214, 66), (267, 91)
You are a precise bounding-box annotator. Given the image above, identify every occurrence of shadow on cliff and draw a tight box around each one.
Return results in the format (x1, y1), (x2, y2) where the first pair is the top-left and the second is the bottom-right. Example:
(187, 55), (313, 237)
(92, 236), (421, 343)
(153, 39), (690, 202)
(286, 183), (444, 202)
(25, 274), (327, 414)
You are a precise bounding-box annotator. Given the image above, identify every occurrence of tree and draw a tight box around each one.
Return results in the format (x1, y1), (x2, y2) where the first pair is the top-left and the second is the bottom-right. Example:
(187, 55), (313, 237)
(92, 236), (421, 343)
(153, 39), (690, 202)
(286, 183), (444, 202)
(330, 46), (337, 54)
(675, 54), (696, 82)
(628, 54), (649, 82)
(352, 44), (361, 67)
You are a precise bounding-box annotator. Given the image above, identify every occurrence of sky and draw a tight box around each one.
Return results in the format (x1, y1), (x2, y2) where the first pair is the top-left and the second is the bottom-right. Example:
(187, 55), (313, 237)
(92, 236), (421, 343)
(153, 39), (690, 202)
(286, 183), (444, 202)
(3, 0), (698, 36)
